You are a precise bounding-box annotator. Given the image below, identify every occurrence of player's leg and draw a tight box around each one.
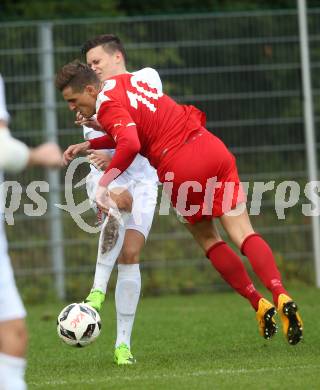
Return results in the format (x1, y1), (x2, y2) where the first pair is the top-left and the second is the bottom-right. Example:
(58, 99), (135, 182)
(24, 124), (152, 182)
(113, 230), (144, 365)
(0, 251), (27, 390)
(85, 185), (132, 311)
(160, 131), (276, 338)
(0, 319), (27, 390)
(160, 129), (277, 339)
(185, 219), (264, 310)
(186, 218), (276, 340)
(113, 182), (157, 365)
(220, 204), (303, 344)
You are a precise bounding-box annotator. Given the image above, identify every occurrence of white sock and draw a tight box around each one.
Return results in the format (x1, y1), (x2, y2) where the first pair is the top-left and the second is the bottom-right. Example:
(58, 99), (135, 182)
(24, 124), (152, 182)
(0, 352), (26, 390)
(92, 263), (113, 294)
(115, 263), (141, 349)
(92, 209), (129, 293)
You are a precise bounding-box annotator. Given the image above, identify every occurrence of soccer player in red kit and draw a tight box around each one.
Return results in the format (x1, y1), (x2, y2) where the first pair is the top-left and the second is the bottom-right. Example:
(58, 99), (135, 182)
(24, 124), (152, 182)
(56, 60), (303, 346)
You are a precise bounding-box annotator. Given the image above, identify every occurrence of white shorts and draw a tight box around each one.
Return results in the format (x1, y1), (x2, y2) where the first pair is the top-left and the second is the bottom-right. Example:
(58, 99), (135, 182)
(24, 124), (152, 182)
(86, 169), (158, 240)
(0, 229), (26, 322)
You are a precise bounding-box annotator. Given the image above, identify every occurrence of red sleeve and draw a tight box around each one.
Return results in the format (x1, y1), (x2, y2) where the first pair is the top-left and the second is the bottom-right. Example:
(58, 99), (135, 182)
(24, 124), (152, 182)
(97, 100), (141, 187)
(89, 134), (116, 149)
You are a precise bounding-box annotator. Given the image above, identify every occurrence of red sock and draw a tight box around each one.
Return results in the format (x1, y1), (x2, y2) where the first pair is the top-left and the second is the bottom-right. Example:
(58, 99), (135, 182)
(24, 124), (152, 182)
(206, 241), (262, 310)
(241, 233), (288, 306)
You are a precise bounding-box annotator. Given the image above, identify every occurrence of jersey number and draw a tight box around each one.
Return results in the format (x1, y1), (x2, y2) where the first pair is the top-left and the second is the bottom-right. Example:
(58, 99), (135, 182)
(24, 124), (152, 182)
(127, 75), (162, 113)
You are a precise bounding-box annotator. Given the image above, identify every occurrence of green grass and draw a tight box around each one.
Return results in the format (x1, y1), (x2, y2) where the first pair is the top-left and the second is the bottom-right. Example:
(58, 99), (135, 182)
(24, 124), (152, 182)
(26, 287), (320, 389)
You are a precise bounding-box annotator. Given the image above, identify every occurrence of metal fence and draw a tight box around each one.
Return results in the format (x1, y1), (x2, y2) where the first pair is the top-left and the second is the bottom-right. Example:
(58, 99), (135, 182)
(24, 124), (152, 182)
(0, 8), (319, 300)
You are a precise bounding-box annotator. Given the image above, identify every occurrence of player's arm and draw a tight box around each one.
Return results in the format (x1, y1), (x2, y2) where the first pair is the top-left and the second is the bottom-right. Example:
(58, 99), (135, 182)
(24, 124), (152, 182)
(0, 128), (62, 171)
(75, 111), (102, 131)
(0, 74), (30, 172)
(0, 127), (30, 172)
(88, 134), (116, 149)
(95, 100), (141, 187)
(62, 133), (116, 166)
(0, 76), (62, 171)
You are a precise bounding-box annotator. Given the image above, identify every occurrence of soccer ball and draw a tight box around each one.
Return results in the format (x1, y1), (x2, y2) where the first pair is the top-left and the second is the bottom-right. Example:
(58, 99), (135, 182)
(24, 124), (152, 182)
(57, 303), (101, 347)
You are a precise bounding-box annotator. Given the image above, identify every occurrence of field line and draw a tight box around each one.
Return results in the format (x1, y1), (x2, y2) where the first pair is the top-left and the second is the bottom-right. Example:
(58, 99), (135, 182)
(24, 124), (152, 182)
(29, 364), (320, 387)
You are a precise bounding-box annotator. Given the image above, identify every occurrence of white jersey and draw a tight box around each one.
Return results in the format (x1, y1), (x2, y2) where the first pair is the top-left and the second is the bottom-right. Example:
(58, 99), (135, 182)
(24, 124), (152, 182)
(83, 67), (160, 184)
(0, 75), (29, 172)
(0, 75), (26, 322)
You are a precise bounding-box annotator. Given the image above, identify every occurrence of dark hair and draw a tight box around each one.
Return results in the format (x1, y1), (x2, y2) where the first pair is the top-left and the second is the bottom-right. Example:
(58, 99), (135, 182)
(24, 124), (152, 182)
(55, 59), (100, 92)
(81, 34), (127, 62)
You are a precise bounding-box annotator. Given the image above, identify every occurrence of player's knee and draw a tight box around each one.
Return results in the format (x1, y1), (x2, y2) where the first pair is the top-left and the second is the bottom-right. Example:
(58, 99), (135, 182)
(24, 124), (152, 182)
(118, 246), (140, 264)
(16, 323), (28, 349)
(109, 188), (133, 212)
(0, 320), (28, 356)
(12, 321), (28, 348)
(198, 229), (222, 252)
(227, 227), (255, 249)
(201, 237), (221, 253)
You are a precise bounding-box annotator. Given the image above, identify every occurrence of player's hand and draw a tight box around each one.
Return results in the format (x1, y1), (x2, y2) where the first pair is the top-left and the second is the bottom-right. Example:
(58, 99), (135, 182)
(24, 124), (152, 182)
(75, 112), (102, 131)
(95, 185), (117, 214)
(29, 143), (62, 168)
(88, 150), (112, 170)
(62, 141), (90, 166)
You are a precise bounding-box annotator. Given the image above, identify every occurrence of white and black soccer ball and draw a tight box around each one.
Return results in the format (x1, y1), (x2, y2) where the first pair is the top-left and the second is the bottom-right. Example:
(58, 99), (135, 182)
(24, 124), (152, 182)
(57, 303), (101, 347)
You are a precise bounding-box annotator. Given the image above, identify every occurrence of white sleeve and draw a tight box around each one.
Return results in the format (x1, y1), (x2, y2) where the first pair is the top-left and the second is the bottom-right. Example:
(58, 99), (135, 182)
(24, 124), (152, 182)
(82, 115), (105, 141)
(83, 124), (92, 141)
(145, 67), (163, 94)
(0, 75), (29, 172)
(0, 75), (10, 123)
(0, 128), (30, 173)
(83, 125), (106, 141)
(133, 68), (163, 94)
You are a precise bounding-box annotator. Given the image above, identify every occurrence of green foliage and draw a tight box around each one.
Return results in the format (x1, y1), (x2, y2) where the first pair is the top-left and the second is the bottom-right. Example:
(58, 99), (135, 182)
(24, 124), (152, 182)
(0, 0), (120, 22)
(3, 0), (320, 23)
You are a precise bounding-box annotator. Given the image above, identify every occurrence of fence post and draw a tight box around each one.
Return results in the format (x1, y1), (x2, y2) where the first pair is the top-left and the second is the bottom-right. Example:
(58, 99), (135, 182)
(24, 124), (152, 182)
(297, 0), (320, 287)
(38, 22), (66, 299)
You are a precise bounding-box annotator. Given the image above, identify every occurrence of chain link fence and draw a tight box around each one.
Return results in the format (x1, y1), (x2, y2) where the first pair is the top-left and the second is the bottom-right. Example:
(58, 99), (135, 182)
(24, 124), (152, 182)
(0, 9), (319, 301)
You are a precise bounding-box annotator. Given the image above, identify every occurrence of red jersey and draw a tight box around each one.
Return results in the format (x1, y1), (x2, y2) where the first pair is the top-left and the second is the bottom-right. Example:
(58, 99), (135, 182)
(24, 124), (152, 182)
(90, 72), (205, 186)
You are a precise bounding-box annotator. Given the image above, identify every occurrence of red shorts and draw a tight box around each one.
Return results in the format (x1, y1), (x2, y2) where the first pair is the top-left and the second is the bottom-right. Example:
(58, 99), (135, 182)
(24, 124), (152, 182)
(157, 128), (246, 224)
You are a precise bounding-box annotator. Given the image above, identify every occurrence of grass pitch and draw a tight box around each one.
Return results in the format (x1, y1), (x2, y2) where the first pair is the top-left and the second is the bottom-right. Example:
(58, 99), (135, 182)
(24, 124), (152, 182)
(26, 286), (320, 389)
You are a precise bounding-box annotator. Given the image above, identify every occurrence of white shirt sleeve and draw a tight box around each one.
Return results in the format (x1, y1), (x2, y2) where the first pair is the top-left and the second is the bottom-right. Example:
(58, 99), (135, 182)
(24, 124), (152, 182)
(83, 123), (105, 141)
(0, 74), (29, 172)
(132, 68), (163, 94)
(0, 128), (30, 173)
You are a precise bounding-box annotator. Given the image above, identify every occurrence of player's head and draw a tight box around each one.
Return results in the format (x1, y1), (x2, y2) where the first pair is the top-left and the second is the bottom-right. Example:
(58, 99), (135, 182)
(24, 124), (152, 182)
(55, 60), (100, 118)
(81, 34), (127, 81)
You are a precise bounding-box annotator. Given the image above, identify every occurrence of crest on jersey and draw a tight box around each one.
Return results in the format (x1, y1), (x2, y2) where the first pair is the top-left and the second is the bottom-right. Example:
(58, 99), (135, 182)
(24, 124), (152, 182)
(103, 79), (116, 91)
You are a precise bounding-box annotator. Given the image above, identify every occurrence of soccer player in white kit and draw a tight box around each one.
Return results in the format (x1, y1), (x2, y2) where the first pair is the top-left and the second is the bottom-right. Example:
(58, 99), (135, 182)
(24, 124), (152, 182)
(76, 35), (159, 365)
(0, 74), (62, 390)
